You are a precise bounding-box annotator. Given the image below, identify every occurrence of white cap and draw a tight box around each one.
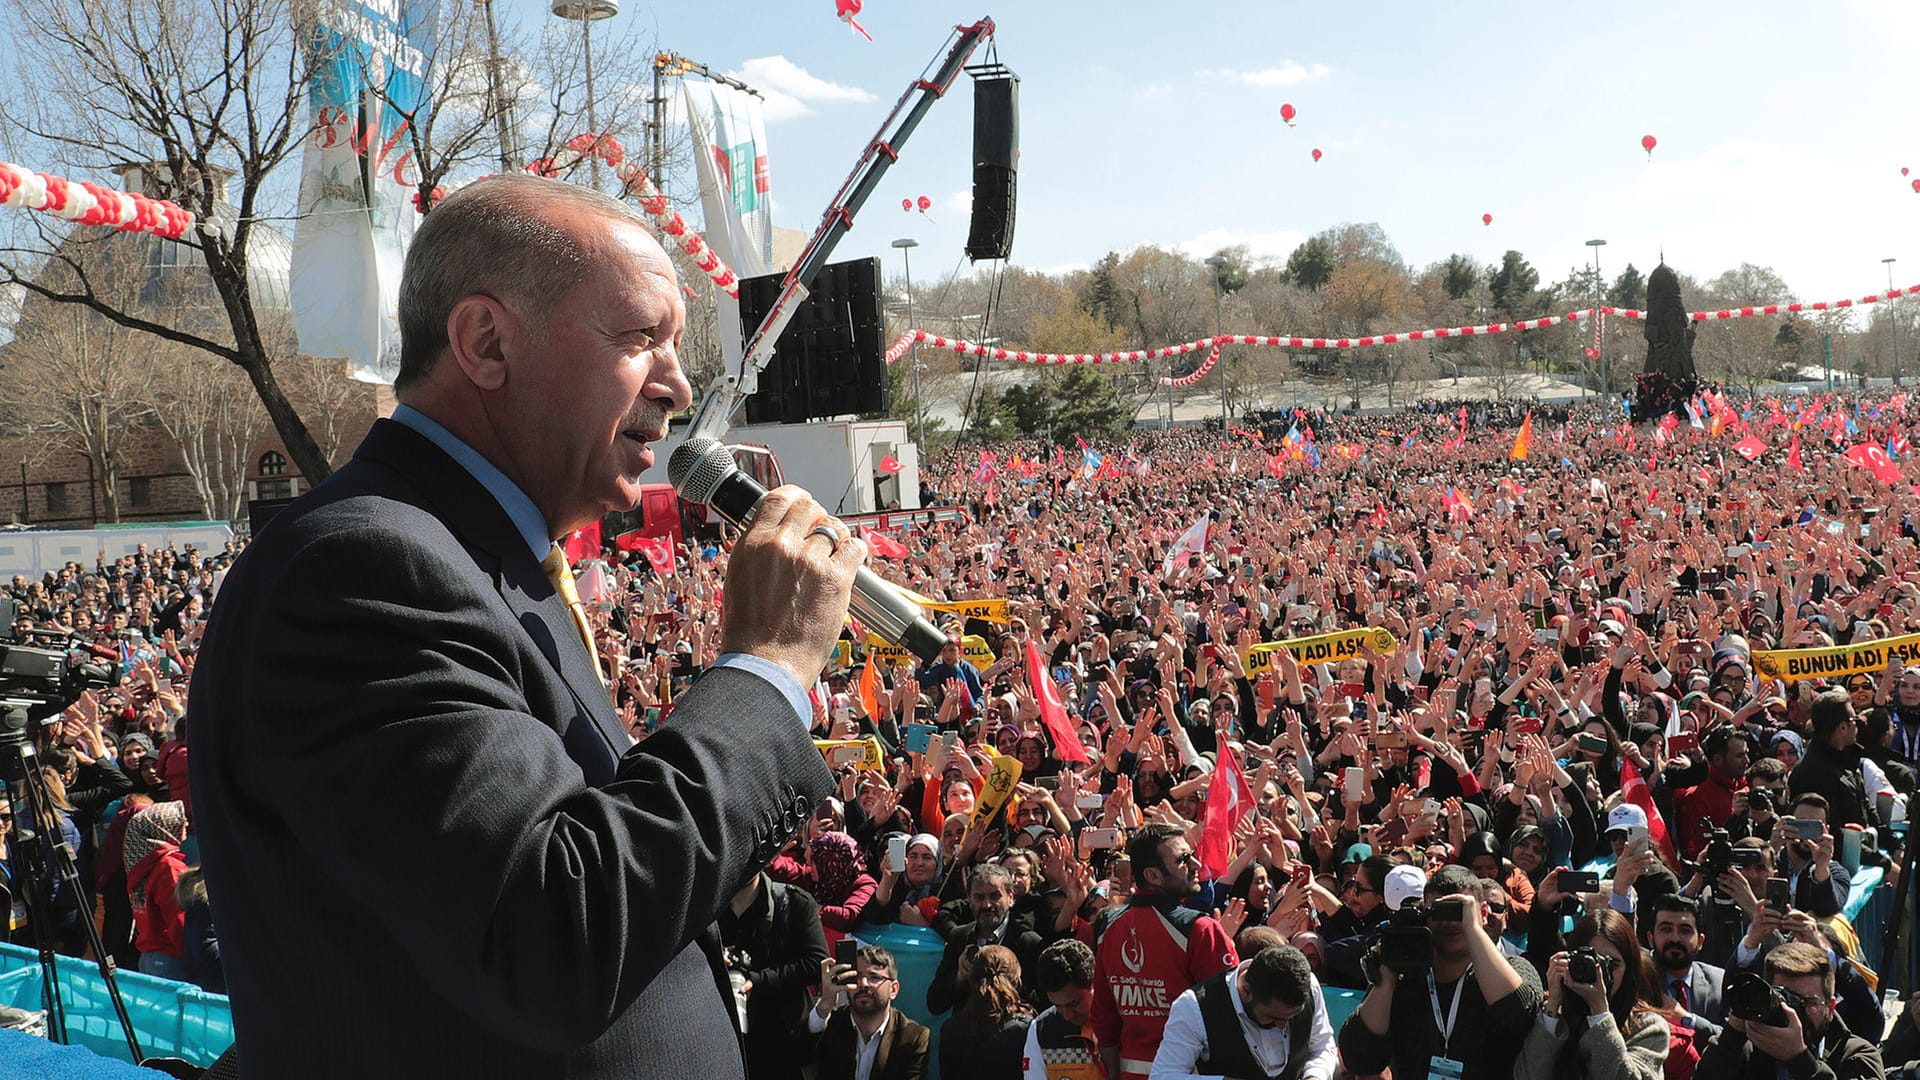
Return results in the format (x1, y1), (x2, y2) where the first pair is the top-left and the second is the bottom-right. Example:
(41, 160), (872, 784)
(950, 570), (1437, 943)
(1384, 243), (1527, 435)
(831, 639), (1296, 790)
(1605, 803), (1648, 835)
(1383, 864), (1428, 912)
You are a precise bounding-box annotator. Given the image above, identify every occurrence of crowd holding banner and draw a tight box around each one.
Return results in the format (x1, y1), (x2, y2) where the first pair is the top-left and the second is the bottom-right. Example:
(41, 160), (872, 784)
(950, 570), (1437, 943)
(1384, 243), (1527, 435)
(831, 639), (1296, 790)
(13, 386), (1920, 1078)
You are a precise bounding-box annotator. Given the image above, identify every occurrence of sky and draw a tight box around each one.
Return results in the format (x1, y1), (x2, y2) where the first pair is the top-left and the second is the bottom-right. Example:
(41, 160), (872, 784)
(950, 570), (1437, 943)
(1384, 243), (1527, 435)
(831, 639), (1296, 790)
(499, 0), (1920, 324)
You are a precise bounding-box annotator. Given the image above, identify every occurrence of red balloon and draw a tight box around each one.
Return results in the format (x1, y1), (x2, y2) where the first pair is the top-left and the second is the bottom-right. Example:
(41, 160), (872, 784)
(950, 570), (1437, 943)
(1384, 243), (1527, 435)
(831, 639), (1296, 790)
(1482, 213), (1493, 226)
(1280, 103), (1297, 124)
(901, 198), (912, 211)
(917, 195), (932, 211)
(1913, 178), (1920, 193)
(1641, 134), (1657, 156)
(836, 0), (860, 15)
(1311, 148), (1322, 162)
(1905, 167), (1912, 176)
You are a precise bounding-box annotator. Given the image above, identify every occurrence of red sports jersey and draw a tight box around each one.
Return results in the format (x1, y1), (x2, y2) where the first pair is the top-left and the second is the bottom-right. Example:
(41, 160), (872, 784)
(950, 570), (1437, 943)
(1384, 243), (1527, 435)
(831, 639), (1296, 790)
(1091, 897), (1237, 1076)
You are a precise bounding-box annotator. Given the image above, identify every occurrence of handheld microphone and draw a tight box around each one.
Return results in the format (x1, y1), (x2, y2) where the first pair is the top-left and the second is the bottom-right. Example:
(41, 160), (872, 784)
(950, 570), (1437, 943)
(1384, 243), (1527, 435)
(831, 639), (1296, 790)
(669, 437), (949, 664)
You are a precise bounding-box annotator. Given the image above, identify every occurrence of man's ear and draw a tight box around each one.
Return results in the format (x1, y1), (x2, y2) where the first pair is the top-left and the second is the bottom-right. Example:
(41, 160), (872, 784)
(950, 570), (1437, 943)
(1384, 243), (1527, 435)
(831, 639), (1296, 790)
(445, 294), (512, 392)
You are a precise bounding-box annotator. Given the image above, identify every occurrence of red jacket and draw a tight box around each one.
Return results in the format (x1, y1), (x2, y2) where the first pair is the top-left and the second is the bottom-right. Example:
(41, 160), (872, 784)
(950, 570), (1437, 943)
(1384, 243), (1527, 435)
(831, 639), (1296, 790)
(157, 740), (192, 822)
(1091, 894), (1238, 1076)
(129, 845), (187, 959)
(1675, 768), (1741, 858)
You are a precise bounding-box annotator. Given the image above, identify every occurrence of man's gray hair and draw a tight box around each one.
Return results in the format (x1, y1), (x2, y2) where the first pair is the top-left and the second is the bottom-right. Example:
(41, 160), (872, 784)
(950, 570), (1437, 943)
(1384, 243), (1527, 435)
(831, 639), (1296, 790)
(395, 174), (651, 389)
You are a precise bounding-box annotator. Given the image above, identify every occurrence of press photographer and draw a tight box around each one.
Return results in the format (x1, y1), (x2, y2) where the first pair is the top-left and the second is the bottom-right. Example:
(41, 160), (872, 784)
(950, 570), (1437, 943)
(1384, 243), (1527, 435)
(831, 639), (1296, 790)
(1338, 865), (1543, 1080)
(1693, 943), (1882, 1080)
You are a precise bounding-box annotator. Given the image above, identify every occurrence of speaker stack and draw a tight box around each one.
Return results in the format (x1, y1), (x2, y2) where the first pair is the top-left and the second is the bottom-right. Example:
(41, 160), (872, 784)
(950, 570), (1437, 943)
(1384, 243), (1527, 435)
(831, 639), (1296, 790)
(739, 257), (890, 425)
(965, 66), (1019, 262)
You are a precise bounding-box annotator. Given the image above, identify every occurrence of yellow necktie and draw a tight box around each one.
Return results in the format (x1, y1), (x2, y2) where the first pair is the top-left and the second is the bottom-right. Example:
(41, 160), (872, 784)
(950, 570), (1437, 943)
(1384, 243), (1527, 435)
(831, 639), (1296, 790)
(542, 544), (607, 686)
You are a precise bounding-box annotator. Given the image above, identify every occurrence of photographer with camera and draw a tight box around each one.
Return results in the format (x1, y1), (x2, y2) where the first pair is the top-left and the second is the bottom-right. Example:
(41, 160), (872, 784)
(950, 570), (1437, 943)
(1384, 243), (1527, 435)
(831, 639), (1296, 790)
(1338, 865), (1543, 1080)
(1767, 794), (1848, 918)
(1694, 943), (1882, 1080)
(1517, 908), (1668, 1080)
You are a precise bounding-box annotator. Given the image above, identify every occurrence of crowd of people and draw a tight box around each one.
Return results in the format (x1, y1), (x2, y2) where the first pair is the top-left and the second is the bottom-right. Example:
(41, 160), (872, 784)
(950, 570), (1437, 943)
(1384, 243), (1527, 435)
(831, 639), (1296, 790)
(7, 385), (1920, 1079)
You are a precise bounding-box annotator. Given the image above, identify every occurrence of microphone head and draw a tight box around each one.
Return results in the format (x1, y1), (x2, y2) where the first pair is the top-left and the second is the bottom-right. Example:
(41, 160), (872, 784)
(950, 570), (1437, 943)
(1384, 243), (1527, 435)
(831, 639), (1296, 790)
(669, 437), (738, 503)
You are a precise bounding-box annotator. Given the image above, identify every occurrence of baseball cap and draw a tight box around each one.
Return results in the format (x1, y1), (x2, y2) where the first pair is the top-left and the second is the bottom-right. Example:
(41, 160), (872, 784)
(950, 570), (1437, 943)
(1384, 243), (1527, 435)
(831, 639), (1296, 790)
(1605, 803), (1648, 836)
(1341, 842), (1374, 865)
(1383, 864), (1428, 912)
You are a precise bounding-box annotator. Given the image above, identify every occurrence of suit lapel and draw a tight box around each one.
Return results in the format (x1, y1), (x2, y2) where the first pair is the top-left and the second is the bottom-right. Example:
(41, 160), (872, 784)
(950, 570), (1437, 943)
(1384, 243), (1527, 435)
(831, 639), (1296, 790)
(352, 420), (628, 781)
(872, 1009), (896, 1078)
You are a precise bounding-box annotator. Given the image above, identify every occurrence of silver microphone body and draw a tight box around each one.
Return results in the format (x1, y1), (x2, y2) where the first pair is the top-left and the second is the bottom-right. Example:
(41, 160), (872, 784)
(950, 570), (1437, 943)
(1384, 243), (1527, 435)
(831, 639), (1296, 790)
(669, 437), (948, 664)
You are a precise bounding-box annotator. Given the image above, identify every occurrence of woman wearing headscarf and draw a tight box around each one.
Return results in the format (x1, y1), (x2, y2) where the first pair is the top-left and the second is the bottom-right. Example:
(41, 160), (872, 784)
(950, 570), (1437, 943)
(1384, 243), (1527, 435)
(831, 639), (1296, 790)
(799, 831), (876, 948)
(124, 800), (190, 980)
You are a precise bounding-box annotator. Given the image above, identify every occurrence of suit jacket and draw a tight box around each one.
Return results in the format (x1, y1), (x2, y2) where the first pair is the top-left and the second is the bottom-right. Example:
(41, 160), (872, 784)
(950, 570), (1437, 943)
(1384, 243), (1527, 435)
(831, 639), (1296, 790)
(925, 919), (1048, 1015)
(811, 1007), (930, 1080)
(187, 419), (835, 1078)
(1665, 960), (1726, 1033)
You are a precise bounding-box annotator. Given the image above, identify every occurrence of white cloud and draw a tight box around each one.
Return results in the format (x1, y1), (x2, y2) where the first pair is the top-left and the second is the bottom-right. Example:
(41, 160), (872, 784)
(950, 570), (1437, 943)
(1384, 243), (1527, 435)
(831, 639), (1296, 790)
(1138, 82), (1172, 100)
(1171, 227), (1306, 264)
(941, 189), (973, 216)
(729, 55), (876, 124)
(1196, 62), (1331, 88)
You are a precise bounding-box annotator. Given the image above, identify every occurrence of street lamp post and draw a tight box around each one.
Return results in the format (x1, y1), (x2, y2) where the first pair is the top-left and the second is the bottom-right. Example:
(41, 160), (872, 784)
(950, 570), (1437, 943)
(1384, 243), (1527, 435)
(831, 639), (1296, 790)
(552, 0), (619, 187)
(892, 238), (924, 448)
(1886, 257), (1901, 387)
(1204, 256), (1228, 425)
(1586, 239), (1607, 396)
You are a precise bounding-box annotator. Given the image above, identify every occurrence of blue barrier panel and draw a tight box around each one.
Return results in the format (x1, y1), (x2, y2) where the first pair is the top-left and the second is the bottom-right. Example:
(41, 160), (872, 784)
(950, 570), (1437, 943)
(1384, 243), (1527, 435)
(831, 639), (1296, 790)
(1325, 984), (1362, 1031)
(0, 942), (232, 1067)
(855, 923), (947, 1080)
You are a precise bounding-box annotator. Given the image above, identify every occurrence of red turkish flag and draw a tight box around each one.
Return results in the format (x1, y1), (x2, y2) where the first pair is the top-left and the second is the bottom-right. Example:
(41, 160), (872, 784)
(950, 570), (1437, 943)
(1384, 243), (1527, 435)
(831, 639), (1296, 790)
(615, 531), (675, 577)
(1733, 435), (1768, 462)
(1197, 745), (1256, 879)
(878, 454), (903, 475)
(1788, 432), (1805, 472)
(1846, 443), (1902, 484)
(561, 522), (602, 564)
(862, 528), (910, 560)
(1025, 639), (1088, 763)
(1620, 756), (1678, 868)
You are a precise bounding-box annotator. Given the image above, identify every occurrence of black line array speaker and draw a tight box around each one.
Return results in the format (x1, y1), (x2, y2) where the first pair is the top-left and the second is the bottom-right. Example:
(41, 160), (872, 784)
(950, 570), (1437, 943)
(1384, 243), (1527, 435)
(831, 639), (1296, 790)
(740, 257), (889, 425)
(965, 71), (1019, 262)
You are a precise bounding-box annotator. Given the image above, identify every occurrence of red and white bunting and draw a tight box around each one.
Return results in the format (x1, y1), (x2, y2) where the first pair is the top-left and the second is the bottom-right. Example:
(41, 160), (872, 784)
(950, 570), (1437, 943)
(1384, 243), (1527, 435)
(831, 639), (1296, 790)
(1159, 342), (1222, 387)
(884, 281), (1920, 367)
(0, 161), (196, 240)
(527, 133), (739, 299)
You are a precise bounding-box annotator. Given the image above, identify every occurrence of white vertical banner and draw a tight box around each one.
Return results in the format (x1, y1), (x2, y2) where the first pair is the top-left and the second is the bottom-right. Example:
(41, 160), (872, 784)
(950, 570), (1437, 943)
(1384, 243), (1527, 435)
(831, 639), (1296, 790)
(291, 0), (439, 385)
(682, 80), (772, 366)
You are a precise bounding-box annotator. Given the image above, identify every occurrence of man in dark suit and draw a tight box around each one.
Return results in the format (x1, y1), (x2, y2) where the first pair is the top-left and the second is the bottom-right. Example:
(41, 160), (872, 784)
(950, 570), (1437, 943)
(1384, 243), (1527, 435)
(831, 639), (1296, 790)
(187, 175), (858, 1078)
(927, 863), (1046, 1015)
(1647, 893), (1726, 1042)
(808, 946), (931, 1080)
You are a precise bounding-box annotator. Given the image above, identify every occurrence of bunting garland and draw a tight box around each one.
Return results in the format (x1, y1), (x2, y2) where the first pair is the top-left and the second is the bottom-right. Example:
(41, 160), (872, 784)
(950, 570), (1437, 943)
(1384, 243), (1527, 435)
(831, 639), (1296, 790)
(0, 160), (196, 240)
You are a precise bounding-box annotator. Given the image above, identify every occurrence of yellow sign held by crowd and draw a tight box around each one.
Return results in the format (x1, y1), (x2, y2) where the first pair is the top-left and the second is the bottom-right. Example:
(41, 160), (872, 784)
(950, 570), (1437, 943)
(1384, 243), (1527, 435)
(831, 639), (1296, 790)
(970, 751), (1024, 826)
(921, 597), (1011, 624)
(813, 736), (886, 772)
(865, 633), (996, 670)
(1752, 631), (1920, 681)
(1241, 627), (1399, 676)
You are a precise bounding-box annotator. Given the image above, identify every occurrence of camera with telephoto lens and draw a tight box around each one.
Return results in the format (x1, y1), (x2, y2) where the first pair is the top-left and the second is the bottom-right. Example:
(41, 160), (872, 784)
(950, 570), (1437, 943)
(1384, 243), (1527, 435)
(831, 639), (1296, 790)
(1566, 946), (1612, 986)
(0, 597), (121, 744)
(1723, 971), (1790, 1026)
(1700, 828), (1734, 879)
(1374, 904), (1447, 976)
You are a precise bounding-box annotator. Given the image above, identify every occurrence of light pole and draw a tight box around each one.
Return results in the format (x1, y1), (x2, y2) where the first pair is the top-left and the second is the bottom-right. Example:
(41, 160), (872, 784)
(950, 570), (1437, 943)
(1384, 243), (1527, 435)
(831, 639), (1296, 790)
(552, 0), (619, 187)
(1586, 239), (1607, 395)
(1886, 257), (1901, 387)
(1204, 255), (1228, 425)
(892, 238), (924, 448)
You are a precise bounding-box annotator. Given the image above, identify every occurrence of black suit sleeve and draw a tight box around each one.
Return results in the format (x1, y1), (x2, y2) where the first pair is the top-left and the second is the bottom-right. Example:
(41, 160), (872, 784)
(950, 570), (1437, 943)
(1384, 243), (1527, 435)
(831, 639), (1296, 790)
(927, 938), (964, 1015)
(238, 528), (833, 1050)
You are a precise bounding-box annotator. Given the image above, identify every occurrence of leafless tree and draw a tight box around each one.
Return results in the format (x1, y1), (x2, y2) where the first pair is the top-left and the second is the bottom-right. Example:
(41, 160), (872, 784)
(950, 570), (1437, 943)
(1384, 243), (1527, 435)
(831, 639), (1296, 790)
(0, 0), (340, 482)
(145, 337), (268, 525)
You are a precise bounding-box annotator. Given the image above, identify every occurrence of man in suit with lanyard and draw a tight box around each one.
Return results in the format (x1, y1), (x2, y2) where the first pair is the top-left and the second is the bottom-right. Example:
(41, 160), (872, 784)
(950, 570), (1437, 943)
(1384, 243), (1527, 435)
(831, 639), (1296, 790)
(189, 174), (856, 1077)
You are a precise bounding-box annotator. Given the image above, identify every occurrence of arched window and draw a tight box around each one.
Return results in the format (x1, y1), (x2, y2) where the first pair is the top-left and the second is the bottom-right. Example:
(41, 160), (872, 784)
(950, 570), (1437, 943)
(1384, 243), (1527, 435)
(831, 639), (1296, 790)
(257, 451), (292, 500)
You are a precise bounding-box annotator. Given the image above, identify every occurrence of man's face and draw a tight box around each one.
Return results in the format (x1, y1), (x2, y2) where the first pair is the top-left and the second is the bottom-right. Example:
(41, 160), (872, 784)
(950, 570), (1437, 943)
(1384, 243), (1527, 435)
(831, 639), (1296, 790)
(1426, 894), (1469, 957)
(1714, 737), (1751, 777)
(1772, 972), (1832, 1044)
(1047, 984), (1095, 1028)
(488, 212), (692, 536)
(1240, 983), (1302, 1029)
(1479, 887), (1509, 939)
(1652, 910), (1700, 971)
(1150, 838), (1200, 899)
(847, 958), (898, 1018)
(970, 876), (1012, 933)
